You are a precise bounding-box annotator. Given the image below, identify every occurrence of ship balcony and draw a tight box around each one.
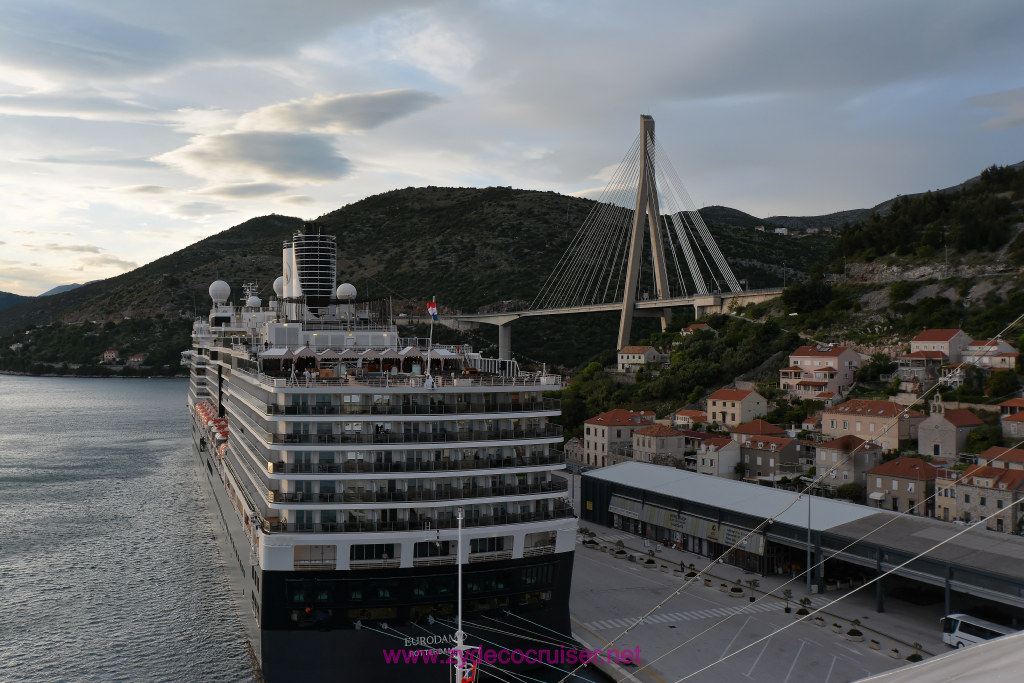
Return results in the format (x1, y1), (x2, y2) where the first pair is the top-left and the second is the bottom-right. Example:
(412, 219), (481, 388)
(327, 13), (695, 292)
(259, 501), (575, 534)
(266, 424), (563, 446)
(269, 451), (565, 475)
(266, 480), (568, 505)
(266, 397), (560, 418)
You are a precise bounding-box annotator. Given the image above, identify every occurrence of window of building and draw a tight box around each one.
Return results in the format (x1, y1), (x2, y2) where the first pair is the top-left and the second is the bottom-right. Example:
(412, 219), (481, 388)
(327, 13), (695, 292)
(964, 494), (971, 504)
(980, 496), (987, 506)
(842, 421), (848, 429)
(892, 480), (898, 490)
(997, 500), (1004, 509)
(875, 477), (881, 488)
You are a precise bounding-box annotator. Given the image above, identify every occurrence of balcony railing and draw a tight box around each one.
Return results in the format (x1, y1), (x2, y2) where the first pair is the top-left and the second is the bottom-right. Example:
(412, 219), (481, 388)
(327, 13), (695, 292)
(267, 424), (563, 446)
(266, 398), (560, 417)
(237, 367), (562, 390)
(267, 480), (568, 505)
(259, 503), (575, 534)
(270, 451), (565, 475)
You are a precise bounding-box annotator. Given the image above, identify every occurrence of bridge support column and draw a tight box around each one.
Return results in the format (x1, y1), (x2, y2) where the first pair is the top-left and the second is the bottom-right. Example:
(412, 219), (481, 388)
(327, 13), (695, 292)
(498, 322), (512, 360)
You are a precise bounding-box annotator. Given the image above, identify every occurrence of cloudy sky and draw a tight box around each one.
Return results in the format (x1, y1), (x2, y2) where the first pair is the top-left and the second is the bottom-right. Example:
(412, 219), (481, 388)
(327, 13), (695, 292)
(1, 0), (1022, 295)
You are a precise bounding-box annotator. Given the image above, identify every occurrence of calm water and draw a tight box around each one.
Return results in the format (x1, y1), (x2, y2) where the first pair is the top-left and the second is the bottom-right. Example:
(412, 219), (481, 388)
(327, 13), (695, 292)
(0, 376), (258, 683)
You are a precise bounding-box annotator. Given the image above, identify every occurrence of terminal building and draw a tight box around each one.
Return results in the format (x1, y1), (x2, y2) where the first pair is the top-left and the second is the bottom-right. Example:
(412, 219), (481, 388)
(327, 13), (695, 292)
(581, 462), (1024, 622)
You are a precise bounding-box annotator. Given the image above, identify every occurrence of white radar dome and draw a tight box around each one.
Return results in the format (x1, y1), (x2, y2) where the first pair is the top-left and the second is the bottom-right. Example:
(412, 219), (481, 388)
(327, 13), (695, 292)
(272, 276), (285, 298)
(337, 283), (357, 300)
(246, 296), (262, 308)
(209, 280), (230, 304)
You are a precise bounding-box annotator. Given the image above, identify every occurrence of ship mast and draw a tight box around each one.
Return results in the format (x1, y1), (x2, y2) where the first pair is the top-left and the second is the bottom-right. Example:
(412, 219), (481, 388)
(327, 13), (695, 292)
(452, 506), (479, 682)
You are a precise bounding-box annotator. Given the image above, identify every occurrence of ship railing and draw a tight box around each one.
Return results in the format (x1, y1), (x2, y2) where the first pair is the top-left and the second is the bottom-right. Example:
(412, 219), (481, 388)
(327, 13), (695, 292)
(468, 550), (513, 563)
(349, 558), (401, 569)
(522, 544), (556, 558)
(259, 503), (575, 534)
(266, 424), (563, 446)
(265, 397), (561, 417)
(269, 451), (565, 474)
(237, 367), (562, 389)
(412, 556), (457, 567)
(266, 480), (568, 505)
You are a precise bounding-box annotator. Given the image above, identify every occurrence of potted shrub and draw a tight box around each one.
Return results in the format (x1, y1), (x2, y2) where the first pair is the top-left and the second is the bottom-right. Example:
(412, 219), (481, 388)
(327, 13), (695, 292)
(814, 616), (826, 627)
(845, 628), (864, 642)
(719, 583), (729, 593)
(613, 549), (628, 559)
(782, 589), (793, 614)
(794, 607), (810, 621)
(746, 579), (760, 602)
(729, 580), (745, 598)
(643, 558), (657, 568)
(869, 639), (881, 650)
(831, 622), (843, 634)
(703, 578), (713, 587)
(906, 642), (923, 662)
(889, 648), (900, 659)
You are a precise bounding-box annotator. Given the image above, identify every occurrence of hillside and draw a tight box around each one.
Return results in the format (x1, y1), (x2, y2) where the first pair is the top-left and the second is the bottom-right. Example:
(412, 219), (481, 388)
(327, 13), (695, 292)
(0, 187), (830, 373)
(0, 291), (32, 311)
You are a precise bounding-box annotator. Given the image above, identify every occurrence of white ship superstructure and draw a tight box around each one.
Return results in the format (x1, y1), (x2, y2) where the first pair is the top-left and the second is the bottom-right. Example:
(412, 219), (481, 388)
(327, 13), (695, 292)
(184, 226), (576, 681)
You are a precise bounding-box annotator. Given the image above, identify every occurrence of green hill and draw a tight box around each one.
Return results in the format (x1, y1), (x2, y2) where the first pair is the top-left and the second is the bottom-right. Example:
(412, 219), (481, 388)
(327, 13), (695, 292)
(0, 187), (830, 373)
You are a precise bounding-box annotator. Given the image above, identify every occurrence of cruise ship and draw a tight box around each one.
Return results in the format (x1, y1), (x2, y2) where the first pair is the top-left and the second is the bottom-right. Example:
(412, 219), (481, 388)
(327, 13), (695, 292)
(183, 226), (577, 681)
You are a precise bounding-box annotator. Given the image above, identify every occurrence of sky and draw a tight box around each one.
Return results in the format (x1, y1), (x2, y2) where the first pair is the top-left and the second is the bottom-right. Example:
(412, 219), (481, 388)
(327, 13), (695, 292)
(1, 0), (1023, 296)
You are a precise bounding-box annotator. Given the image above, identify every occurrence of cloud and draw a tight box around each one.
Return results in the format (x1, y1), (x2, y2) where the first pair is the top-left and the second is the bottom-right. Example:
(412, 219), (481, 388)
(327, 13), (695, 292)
(155, 131), (352, 182)
(198, 183), (288, 198)
(969, 87), (1024, 129)
(27, 243), (103, 254)
(80, 254), (139, 270)
(119, 185), (171, 194)
(0, 93), (165, 123)
(281, 195), (316, 205)
(0, 2), (184, 79)
(175, 201), (231, 217)
(28, 154), (159, 168)
(237, 89), (443, 134)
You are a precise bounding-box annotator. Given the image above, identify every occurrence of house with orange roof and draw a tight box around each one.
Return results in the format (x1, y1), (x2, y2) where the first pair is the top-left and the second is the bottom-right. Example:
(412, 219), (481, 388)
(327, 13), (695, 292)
(909, 328), (973, 363)
(975, 446), (1024, 470)
(865, 457), (938, 515)
(917, 398), (984, 459)
(822, 398), (925, 451)
(729, 419), (786, 443)
(631, 423), (686, 465)
(671, 408), (706, 429)
(954, 464), (1024, 532)
(694, 436), (741, 478)
(999, 397), (1024, 416)
(802, 415), (821, 432)
(737, 435), (800, 485)
(706, 388), (767, 428)
(779, 345), (861, 400)
(961, 338), (1018, 371)
(680, 323), (715, 336)
(898, 329), (973, 392)
(616, 345), (661, 373)
(583, 409), (656, 468)
(816, 435), (884, 495)
(102, 349), (120, 363)
(999, 412), (1024, 441)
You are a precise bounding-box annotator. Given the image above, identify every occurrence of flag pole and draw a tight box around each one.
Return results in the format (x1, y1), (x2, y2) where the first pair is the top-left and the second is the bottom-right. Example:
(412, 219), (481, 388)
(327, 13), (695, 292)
(426, 295), (435, 379)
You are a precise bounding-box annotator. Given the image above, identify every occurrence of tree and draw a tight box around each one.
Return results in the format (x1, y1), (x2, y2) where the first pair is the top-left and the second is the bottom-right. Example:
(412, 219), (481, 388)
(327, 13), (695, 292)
(986, 370), (1019, 398)
(835, 483), (864, 503)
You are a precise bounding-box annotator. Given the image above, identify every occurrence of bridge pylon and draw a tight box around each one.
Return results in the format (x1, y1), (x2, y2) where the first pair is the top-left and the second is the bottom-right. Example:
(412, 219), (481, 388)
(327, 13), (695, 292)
(618, 115), (671, 349)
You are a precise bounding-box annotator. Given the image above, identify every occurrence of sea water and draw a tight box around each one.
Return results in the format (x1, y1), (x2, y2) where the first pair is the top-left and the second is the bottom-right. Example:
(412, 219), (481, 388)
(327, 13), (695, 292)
(0, 376), (257, 682)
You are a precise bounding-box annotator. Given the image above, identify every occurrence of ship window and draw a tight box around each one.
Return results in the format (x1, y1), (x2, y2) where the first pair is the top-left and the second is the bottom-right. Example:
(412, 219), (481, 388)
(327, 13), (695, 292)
(521, 565), (554, 586)
(470, 537), (506, 553)
(414, 541), (451, 557)
(350, 544), (395, 561)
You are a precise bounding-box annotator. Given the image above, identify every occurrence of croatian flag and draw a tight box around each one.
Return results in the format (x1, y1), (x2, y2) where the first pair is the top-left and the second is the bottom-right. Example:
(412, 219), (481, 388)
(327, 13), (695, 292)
(427, 301), (438, 321)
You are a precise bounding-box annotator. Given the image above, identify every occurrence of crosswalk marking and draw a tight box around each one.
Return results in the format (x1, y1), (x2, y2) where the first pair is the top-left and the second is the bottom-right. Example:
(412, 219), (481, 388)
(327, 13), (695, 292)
(583, 601), (790, 631)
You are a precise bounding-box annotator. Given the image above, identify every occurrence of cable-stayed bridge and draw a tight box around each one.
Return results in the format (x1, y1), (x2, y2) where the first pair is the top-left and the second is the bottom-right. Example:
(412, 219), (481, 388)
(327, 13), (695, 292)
(448, 116), (782, 358)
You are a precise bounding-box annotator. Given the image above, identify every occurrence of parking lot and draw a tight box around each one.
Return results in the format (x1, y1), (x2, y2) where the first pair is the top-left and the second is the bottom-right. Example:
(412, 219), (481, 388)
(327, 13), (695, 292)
(570, 534), (939, 683)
